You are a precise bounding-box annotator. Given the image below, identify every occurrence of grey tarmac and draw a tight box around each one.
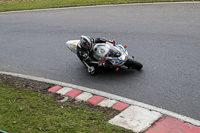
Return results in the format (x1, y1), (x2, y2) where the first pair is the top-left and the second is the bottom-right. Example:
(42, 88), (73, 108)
(0, 2), (200, 120)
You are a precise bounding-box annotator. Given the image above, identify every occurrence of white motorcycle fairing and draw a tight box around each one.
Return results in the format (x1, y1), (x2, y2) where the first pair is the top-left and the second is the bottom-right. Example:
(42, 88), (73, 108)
(66, 38), (143, 75)
(66, 40), (129, 66)
(66, 40), (80, 54)
(92, 43), (129, 66)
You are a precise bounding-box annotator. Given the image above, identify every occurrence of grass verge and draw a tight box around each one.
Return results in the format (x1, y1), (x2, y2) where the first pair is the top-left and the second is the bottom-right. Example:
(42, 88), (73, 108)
(0, 83), (132, 133)
(0, 0), (198, 12)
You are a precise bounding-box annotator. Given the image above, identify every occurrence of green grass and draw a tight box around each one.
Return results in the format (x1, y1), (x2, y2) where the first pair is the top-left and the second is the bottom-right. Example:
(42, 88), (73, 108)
(0, 84), (132, 133)
(0, 0), (198, 12)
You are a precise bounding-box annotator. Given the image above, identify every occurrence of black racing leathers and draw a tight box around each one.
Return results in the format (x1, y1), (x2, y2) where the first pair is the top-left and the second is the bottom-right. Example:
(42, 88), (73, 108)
(95, 38), (107, 43)
(95, 38), (115, 45)
(77, 46), (91, 63)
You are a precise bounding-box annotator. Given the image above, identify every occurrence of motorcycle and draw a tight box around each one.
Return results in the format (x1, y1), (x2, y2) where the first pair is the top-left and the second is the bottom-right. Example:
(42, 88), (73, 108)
(66, 39), (143, 75)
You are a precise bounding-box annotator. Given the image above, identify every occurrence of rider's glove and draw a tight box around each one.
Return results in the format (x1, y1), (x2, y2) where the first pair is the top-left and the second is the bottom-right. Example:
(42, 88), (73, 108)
(82, 53), (89, 60)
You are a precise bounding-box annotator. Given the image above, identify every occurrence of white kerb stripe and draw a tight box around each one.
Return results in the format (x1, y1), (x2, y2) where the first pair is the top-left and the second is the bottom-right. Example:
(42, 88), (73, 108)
(56, 87), (73, 95)
(109, 106), (163, 133)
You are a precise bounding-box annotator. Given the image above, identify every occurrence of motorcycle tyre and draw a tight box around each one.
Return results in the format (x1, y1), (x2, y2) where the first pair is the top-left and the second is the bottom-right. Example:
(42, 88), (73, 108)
(125, 59), (143, 70)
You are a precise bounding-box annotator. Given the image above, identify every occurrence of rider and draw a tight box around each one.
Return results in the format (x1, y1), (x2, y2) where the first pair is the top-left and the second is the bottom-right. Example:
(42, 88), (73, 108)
(77, 35), (115, 67)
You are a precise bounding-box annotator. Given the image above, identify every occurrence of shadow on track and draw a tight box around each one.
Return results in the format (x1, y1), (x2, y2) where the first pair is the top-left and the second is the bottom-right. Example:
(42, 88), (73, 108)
(93, 66), (143, 78)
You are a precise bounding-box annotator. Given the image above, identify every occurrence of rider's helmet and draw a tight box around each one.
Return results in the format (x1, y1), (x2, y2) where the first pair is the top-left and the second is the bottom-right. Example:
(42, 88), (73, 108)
(80, 35), (94, 50)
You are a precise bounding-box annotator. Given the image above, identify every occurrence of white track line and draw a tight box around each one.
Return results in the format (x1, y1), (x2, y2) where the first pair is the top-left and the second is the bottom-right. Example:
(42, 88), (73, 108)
(0, 2), (200, 14)
(0, 71), (200, 126)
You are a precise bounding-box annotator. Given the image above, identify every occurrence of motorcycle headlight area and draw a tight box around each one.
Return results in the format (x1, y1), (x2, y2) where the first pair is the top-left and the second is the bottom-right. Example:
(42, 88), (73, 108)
(120, 54), (128, 60)
(111, 55), (128, 65)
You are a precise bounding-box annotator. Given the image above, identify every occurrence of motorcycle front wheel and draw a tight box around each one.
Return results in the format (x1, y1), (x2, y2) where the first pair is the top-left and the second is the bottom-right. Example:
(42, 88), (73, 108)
(124, 58), (143, 70)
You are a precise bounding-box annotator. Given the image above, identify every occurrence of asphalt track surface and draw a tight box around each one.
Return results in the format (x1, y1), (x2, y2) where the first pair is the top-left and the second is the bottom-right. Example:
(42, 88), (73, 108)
(0, 2), (200, 120)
